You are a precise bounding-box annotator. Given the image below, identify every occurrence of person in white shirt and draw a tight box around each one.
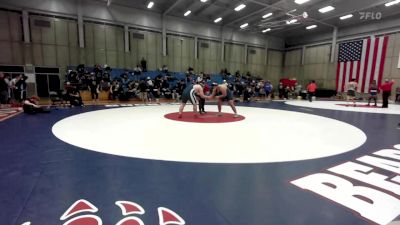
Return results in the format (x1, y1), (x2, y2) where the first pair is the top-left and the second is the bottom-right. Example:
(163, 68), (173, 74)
(346, 79), (358, 107)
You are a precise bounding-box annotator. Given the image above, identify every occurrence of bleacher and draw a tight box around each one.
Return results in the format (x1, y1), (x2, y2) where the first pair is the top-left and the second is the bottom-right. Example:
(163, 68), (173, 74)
(66, 65), (226, 87)
(65, 65), (232, 101)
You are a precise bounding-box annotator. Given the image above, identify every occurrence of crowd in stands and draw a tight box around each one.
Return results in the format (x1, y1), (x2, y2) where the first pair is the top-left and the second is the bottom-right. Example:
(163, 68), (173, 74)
(61, 62), (400, 110)
(2, 63), (400, 111)
(62, 63), (314, 106)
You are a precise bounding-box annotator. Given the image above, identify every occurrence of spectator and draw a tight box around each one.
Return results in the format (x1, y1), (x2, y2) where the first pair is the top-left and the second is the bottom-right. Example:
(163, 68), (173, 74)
(139, 80), (148, 104)
(294, 82), (302, 98)
(185, 68), (194, 83)
(234, 81), (244, 98)
(133, 64), (142, 79)
(4, 73), (11, 103)
(278, 82), (285, 99)
(306, 80), (317, 102)
(16, 75), (28, 102)
(161, 77), (171, 98)
(221, 69), (227, 80)
(127, 81), (138, 98)
(345, 79), (358, 107)
(121, 74), (130, 96)
(77, 64), (85, 74)
(153, 76), (162, 104)
(100, 79), (111, 92)
(110, 81), (120, 100)
(264, 81), (273, 100)
(93, 64), (103, 81)
(177, 79), (186, 98)
(102, 69), (111, 82)
(197, 72), (204, 83)
(395, 85), (400, 103)
(67, 87), (84, 107)
(204, 73), (211, 82)
(171, 84), (180, 102)
(88, 77), (99, 103)
(379, 79), (395, 108)
(243, 85), (254, 102)
(68, 70), (78, 83)
(235, 70), (241, 79)
(145, 77), (155, 102)
(367, 80), (378, 107)
(258, 81), (266, 101)
(197, 82), (207, 114)
(140, 57), (147, 72)
(10, 74), (21, 102)
(23, 96), (50, 114)
(162, 65), (168, 73)
(0, 72), (8, 106)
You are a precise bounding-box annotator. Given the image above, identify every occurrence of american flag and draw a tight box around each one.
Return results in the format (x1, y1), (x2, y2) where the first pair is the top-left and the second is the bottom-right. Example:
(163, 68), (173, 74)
(336, 36), (389, 93)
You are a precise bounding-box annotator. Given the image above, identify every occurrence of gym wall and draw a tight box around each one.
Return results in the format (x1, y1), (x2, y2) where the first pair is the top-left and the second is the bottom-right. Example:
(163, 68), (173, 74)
(0, 8), (283, 82)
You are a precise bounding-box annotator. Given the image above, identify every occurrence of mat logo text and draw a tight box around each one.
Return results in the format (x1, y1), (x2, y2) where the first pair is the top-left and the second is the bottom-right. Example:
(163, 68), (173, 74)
(291, 144), (400, 225)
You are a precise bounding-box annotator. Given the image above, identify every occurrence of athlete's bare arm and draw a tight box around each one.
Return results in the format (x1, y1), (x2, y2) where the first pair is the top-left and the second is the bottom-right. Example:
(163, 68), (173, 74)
(209, 86), (218, 99)
(193, 85), (211, 100)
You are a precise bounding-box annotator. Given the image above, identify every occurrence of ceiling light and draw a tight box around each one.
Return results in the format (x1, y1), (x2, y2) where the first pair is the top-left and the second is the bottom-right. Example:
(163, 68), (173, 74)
(200, 0), (208, 2)
(295, 0), (310, 4)
(262, 28), (271, 33)
(340, 14), (353, 20)
(385, 0), (400, 6)
(319, 6), (335, 13)
(240, 23), (249, 29)
(286, 19), (298, 24)
(214, 17), (222, 23)
(147, 1), (154, 9)
(235, 4), (246, 11)
(262, 13), (273, 18)
(306, 25), (317, 30)
(184, 10), (191, 16)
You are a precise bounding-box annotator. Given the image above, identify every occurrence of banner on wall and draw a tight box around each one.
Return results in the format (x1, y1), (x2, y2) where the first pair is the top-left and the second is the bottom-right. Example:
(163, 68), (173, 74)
(398, 50), (400, 68)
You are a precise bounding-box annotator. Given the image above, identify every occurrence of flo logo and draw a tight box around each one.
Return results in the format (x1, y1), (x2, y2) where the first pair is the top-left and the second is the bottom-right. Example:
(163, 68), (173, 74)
(359, 12), (382, 20)
(22, 199), (186, 225)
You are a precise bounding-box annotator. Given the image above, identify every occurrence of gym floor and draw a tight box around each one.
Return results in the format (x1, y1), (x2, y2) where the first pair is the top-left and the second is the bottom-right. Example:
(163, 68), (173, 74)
(1, 100), (399, 225)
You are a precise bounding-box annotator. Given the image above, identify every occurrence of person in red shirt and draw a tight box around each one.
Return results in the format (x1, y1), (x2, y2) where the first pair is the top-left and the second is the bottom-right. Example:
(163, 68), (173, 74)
(379, 79), (395, 108)
(306, 80), (317, 102)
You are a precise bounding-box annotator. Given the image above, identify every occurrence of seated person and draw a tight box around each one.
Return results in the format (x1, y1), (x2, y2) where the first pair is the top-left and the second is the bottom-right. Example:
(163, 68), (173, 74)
(243, 86), (254, 102)
(23, 96), (50, 114)
(67, 87), (84, 106)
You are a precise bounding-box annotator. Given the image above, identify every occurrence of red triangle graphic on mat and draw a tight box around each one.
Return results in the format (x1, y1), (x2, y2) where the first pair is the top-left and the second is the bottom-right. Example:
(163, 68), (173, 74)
(157, 207), (185, 225)
(60, 199), (99, 220)
(115, 201), (145, 215)
(63, 215), (102, 225)
(116, 217), (144, 225)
